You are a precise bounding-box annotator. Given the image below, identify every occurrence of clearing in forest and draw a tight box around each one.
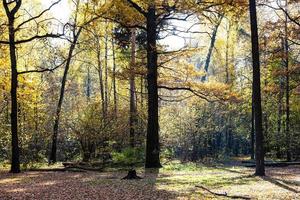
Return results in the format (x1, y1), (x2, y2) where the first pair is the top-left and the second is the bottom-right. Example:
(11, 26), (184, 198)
(0, 161), (299, 200)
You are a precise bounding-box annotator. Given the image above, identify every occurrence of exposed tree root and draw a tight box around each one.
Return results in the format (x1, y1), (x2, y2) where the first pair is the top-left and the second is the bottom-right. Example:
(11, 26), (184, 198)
(196, 185), (251, 199)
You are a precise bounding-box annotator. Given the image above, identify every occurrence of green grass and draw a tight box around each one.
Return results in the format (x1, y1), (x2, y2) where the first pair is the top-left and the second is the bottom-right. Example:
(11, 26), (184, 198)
(154, 160), (258, 196)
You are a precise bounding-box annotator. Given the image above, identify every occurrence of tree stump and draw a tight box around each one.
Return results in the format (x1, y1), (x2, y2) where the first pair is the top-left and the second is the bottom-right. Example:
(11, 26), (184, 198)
(122, 169), (142, 180)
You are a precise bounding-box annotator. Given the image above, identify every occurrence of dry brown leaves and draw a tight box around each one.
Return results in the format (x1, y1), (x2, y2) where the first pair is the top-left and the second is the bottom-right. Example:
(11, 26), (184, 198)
(0, 165), (299, 200)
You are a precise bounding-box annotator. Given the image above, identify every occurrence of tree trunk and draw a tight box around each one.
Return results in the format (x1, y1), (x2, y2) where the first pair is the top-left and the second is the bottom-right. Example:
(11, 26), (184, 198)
(201, 14), (223, 82)
(96, 37), (106, 118)
(104, 20), (109, 116)
(145, 5), (161, 168)
(129, 29), (137, 148)
(284, 0), (291, 162)
(49, 29), (82, 164)
(263, 36), (269, 154)
(277, 67), (284, 158)
(251, 93), (255, 160)
(249, 0), (265, 176)
(225, 22), (231, 84)
(8, 16), (20, 173)
(86, 66), (91, 100)
(112, 36), (117, 116)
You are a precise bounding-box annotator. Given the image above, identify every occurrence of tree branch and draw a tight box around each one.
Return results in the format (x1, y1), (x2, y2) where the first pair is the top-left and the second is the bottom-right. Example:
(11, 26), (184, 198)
(15, 33), (63, 44)
(158, 85), (213, 102)
(126, 0), (147, 16)
(15, 0), (62, 31)
(17, 59), (67, 75)
(259, 3), (300, 27)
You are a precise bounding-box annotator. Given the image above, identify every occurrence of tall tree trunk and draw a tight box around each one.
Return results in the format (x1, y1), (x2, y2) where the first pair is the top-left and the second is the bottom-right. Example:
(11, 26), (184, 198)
(276, 72), (284, 158)
(112, 36), (117, 116)
(49, 29), (82, 164)
(201, 14), (223, 82)
(104, 20), (109, 116)
(3, 0), (22, 173)
(263, 36), (269, 153)
(8, 15), (20, 173)
(277, 39), (284, 158)
(96, 37), (106, 118)
(129, 29), (137, 148)
(225, 22), (231, 84)
(249, 0), (265, 176)
(284, 0), (291, 161)
(224, 22), (234, 155)
(145, 5), (161, 168)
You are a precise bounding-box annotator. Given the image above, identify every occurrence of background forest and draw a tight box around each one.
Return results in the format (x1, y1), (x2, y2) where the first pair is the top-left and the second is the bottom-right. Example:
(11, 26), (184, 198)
(0, 0), (299, 174)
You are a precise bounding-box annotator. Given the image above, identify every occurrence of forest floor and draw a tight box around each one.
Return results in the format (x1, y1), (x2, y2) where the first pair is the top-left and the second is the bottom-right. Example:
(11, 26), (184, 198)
(0, 160), (299, 200)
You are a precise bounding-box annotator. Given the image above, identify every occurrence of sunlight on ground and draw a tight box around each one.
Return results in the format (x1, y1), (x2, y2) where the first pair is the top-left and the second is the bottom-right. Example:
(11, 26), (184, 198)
(0, 177), (23, 184)
(6, 188), (27, 193)
(38, 181), (58, 186)
(0, 161), (299, 199)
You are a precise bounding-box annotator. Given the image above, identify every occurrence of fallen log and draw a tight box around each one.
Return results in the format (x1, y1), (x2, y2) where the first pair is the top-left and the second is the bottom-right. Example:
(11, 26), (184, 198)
(64, 166), (103, 172)
(62, 162), (104, 171)
(195, 185), (251, 199)
(27, 168), (67, 172)
(26, 167), (87, 172)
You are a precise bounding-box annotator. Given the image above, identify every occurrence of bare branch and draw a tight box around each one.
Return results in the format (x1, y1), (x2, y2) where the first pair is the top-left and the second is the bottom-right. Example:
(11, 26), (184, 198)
(18, 59), (67, 75)
(15, 33), (63, 44)
(158, 85), (214, 102)
(15, 0), (62, 31)
(259, 3), (300, 27)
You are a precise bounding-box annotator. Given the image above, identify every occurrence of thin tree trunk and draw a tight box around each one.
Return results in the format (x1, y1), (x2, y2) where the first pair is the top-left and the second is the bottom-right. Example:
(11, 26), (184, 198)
(96, 37), (106, 118)
(201, 14), (223, 82)
(112, 36), (117, 116)
(129, 29), (137, 148)
(263, 36), (269, 152)
(225, 22), (230, 84)
(104, 20), (109, 116)
(8, 14), (20, 173)
(277, 74), (284, 158)
(284, 1), (291, 161)
(249, 0), (265, 176)
(145, 5), (161, 168)
(86, 66), (91, 100)
(224, 22), (234, 155)
(49, 28), (82, 164)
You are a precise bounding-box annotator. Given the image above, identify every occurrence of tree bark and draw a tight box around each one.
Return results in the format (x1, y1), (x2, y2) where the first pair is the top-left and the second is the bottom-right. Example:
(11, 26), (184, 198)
(8, 14), (20, 174)
(249, 0), (265, 176)
(145, 5), (161, 168)
(3, 0), (22, 173)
